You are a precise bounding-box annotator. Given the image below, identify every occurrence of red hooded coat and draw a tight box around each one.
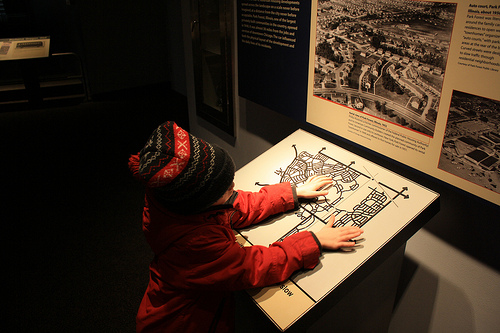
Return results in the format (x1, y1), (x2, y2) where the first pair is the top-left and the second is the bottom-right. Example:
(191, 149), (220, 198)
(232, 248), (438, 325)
(136, 182), (321, 332)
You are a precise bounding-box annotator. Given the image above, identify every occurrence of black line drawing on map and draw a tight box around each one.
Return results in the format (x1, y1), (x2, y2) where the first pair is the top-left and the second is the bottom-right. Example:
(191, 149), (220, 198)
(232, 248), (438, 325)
(273, 145), (409, 241)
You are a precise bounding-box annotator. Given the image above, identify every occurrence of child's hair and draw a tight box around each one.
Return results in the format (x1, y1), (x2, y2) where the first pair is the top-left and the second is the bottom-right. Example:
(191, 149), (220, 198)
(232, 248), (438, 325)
(129, 121), (235, 214)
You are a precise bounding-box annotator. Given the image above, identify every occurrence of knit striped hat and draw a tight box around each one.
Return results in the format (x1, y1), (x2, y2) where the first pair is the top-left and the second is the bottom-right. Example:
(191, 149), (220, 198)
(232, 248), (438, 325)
(128, 121), (235, 214)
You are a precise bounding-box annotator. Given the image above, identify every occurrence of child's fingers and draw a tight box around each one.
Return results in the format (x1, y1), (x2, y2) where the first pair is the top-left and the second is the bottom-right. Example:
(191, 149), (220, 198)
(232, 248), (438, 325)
(338, 241), (357, 247)
(337, 226), (363, 240)
(326, 215), (335, 227)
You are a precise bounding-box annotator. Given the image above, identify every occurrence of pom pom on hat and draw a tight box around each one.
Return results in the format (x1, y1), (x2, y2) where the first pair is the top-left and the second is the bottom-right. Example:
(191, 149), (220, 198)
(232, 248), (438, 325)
(129, 121), (235, 214)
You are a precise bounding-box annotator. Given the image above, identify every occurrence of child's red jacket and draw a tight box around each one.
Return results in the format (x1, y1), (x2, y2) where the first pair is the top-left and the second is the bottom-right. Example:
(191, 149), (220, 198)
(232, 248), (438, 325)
(136, 182), (322, 332)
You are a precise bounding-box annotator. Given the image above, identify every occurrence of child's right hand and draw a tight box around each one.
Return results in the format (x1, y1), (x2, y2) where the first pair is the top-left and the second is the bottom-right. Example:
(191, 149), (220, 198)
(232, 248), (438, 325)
(314, 215), (363, 250)
(296, 175), (333, 199)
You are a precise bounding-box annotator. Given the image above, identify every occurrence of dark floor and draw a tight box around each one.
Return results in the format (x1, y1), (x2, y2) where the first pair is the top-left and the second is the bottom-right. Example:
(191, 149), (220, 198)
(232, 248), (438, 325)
(3, 84), (189, 332)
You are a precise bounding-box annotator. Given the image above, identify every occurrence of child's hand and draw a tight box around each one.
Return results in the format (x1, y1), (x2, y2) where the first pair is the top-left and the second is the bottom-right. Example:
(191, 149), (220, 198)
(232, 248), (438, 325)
(314, 215), (363, 250)
(296, 175), (333, 199)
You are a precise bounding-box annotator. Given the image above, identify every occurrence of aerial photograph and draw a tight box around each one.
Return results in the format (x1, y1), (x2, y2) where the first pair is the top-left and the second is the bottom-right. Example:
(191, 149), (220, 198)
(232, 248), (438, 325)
(438, 90), (500, 194)
(313, 0), (457, 136)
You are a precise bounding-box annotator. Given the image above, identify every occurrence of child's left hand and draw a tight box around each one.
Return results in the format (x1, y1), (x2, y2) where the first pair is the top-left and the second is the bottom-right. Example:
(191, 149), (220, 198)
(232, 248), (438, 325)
(296, 175), (333, 199)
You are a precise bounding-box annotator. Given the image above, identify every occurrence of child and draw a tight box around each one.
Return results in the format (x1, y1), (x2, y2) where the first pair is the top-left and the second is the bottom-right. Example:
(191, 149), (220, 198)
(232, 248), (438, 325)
(129, 121), (363, 333)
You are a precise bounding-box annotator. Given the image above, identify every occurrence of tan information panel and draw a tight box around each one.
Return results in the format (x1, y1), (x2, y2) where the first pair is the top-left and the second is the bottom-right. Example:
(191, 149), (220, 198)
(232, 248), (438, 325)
(307, 0), (500, 205)
(247, 282), (315, 330)
(0, 37), (50, 61)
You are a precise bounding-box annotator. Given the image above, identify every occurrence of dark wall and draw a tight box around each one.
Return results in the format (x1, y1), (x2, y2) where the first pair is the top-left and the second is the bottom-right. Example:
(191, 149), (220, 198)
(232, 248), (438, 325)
(75, 0), (171, 95)
(1, 0), (185, 97)
(1, 0), (82, 53)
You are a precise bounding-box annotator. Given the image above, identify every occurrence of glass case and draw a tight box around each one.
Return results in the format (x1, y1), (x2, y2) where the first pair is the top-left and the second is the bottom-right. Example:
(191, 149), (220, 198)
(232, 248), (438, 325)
(191, 0), (234, 135)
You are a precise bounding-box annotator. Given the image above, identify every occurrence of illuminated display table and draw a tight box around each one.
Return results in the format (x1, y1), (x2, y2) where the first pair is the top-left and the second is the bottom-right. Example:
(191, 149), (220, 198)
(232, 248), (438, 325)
(233, 129), (440, 332)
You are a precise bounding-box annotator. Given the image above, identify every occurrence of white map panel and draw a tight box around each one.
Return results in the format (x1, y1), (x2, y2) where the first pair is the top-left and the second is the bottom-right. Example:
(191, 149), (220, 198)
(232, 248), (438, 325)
(233, 129), (439, 329)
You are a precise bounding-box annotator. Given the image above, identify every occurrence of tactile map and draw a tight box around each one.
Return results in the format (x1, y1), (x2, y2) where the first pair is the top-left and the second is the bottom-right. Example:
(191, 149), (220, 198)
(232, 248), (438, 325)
(233, 129), (439, 331)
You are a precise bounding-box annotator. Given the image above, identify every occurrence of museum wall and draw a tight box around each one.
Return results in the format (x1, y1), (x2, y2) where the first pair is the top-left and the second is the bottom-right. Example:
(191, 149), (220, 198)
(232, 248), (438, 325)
(75, 0), (185, 96)
(179, 1), (500, 332)
(0, 0), (186, 97)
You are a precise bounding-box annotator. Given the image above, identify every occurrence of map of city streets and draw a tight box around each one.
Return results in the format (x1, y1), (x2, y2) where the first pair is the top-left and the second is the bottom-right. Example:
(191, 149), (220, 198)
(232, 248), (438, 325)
(273, 145), (409, 242)
(234, 129), (439, 331)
